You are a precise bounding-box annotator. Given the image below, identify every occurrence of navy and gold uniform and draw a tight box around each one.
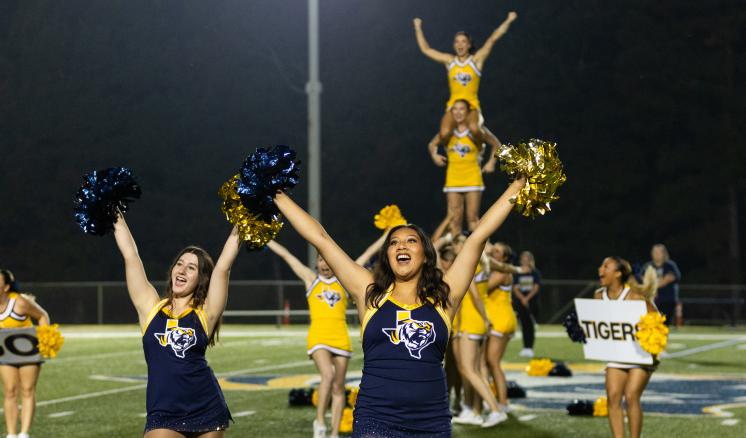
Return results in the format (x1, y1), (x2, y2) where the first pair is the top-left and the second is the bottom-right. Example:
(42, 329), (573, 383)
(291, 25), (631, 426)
(142, 299), (231, 433)
(446, 56), (482, 111)
(353, 288), (451, 437)
(306, 276), (352, 357)
(443, 129), (484, 193)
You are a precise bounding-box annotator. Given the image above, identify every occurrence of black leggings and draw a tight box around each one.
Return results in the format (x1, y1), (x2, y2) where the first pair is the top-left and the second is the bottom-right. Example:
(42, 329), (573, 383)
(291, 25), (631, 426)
(513, 298), (538, 349)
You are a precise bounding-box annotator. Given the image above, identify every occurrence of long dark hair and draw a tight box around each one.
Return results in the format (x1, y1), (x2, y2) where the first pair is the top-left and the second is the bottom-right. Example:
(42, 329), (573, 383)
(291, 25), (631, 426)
(164, 246), (221, 346)
(0, 269), (19, 292)
(365, 224), (450, 309)
(609, 256), (656, 299)
(609, 256), (633, 283)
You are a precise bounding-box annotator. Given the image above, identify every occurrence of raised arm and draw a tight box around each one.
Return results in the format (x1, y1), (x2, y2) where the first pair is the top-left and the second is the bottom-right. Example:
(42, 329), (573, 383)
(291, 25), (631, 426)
(203, 226), (242, 333)
(113, 214), (160, 327)
(274, 193), (373, 317)
(267, 240), (317, 287)
(473, 11), (518, 68)
(444, 177), (525, 308)
(413, 18), (454, 65)
(355, 231), (388, 266)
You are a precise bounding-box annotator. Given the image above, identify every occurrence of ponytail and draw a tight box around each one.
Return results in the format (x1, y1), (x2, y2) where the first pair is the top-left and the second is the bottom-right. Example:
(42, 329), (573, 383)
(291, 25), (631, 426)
(631, 265), (658, 299)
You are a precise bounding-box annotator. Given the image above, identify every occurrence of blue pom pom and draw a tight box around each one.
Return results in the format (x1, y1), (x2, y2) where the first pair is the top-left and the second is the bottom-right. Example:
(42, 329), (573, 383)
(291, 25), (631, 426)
(563, 310), (586, 344)
(74, 167), (141, 236)
(237, 145), (300, 219)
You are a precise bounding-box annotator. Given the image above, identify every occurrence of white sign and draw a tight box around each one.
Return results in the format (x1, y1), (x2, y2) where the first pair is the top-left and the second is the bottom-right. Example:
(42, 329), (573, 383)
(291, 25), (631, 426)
(0, 327), (43, 365)
(574, 299), (653, 365)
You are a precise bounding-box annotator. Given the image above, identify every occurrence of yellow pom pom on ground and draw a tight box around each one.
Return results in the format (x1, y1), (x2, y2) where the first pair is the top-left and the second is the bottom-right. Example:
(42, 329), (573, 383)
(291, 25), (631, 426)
(593, 396), (608, 416)
(526, 358), (554, 376)
(339, 408), (354, 433)
(347, 386), (359, 408)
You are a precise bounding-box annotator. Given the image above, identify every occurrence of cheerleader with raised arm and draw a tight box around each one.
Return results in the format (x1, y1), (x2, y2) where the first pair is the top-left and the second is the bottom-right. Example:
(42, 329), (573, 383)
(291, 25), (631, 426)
(112, 215), (241, 437)
(273, 177), (525, 437)
(414, 11), (517, 144)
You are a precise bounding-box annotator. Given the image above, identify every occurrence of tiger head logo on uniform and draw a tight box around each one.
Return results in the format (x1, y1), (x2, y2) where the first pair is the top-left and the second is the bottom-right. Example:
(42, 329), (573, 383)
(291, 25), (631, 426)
(154, 319), (197, 358)
(452, 142), (471, 158)
(316, 289), (342, 308)
(382, 310), (437, 359)
(455, 71), (472, 87)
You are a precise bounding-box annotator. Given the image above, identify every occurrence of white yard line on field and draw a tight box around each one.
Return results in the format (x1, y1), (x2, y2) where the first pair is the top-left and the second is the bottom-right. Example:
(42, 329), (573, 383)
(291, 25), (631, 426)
(48, 411), (75, 418)
(233, 411), (256, 417)
(2, 357), (328, 414)
(663, 337), (746, 359)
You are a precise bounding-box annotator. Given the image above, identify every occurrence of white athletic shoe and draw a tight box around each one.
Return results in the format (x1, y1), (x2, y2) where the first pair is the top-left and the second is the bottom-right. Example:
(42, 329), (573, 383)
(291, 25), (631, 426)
(519, 348), (535, 358)
(482, 410), (508, 428)
(17, 434), (29, 438)
(313, 420), (327, 438)
(6, 434), (18, 438)
(463, 412), (484, 426)
(451, 407), (474, 424)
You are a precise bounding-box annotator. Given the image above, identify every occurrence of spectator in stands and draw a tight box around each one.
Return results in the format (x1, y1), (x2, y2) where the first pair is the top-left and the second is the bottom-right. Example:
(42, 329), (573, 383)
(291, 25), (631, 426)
(512, 251), (541, 357)
(643, 244), (681, 326)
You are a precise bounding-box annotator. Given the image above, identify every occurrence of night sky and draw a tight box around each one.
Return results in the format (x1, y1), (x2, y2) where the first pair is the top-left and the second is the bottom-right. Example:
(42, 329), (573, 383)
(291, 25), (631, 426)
(1, 0), (745, 285)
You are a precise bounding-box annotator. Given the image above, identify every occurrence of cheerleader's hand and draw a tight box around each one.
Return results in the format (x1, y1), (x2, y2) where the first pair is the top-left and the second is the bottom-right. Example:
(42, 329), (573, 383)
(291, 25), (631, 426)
(482, 158), (497, 174)
(413, 18), (422, 28)
(431, 153), (447, 167)
(507, 11), (518, 22)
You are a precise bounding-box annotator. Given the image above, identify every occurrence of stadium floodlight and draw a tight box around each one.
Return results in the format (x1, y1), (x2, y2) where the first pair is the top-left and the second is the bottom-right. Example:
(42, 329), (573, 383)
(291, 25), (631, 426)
(306, 0), (322, 266)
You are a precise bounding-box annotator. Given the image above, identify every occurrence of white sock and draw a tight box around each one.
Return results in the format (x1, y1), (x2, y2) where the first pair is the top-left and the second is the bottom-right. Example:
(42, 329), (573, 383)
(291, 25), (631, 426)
(7, 434), (18, 438)
(17, 433), (29, 438)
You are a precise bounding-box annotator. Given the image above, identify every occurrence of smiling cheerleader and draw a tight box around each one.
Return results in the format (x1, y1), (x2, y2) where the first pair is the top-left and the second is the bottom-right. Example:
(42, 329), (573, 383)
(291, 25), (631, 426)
(595, 257), (659, 438)
(414, 11), (517, 145)
(112, 214), (241, 437)
(273, 176), (525, 437)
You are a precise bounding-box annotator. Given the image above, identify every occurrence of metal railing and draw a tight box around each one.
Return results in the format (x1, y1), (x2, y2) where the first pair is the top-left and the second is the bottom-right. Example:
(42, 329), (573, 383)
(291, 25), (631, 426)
(20, 280), (746, 326)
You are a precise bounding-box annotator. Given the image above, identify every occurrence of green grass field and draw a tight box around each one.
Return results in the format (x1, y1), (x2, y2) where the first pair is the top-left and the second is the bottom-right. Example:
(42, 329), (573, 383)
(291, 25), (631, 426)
(10, 324), (746, 437)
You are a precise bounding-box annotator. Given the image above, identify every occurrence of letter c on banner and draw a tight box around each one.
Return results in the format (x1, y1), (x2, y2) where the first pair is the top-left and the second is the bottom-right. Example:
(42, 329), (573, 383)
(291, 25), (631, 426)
(4, 334), (38, 356)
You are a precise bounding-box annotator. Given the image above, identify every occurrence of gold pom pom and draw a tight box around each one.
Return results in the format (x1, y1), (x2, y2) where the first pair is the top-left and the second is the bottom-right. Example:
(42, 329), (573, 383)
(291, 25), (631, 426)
(36, 324), (64, 359)
(347, 386), (359, 407)
(311, 388), (319, 407)
(374, 205), (407, 230)
(219, 175), (283, 249)
(635, 312), (669, 355)
(339, 407), (354, 433)
(593, 396), (608, 416)
(496, 139), (567, 217)
(526, 358), (554, 376)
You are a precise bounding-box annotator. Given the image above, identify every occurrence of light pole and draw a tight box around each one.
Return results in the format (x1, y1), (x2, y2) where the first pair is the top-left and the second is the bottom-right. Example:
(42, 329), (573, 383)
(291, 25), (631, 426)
(306, 0), (322, 266)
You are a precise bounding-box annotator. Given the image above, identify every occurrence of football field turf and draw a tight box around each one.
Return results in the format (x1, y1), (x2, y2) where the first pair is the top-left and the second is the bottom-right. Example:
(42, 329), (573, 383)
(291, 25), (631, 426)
(13, 325), (746, 437)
